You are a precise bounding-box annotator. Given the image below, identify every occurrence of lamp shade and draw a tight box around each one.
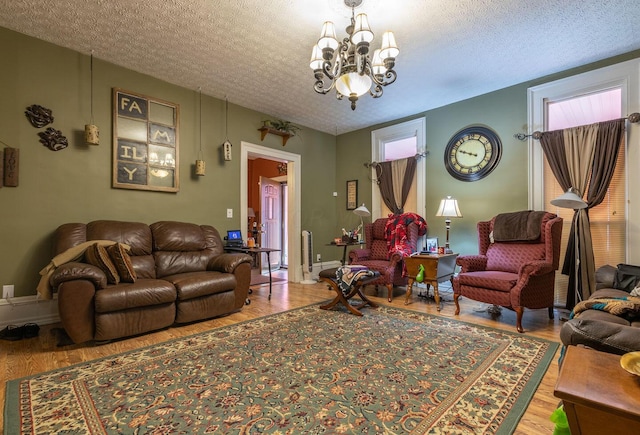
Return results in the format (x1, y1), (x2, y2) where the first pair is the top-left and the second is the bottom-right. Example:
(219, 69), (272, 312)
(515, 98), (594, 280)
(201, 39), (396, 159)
(435, 196), (462, 218)
(551, 187), (588, 210)
(309, 45), (324, 70)
(318, 21), (339, 50)
(247, 207), (256, 218)
(380, 31), (399, 60)
(352, 13), (374, 45)
(353, 203), (371, 217)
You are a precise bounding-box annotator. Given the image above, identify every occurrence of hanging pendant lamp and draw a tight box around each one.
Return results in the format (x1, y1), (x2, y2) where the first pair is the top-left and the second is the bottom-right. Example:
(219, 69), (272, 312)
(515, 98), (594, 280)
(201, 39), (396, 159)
(223, 97), (232, 161)
(195, 87), (206, 176)
(84, 50), (99, 145)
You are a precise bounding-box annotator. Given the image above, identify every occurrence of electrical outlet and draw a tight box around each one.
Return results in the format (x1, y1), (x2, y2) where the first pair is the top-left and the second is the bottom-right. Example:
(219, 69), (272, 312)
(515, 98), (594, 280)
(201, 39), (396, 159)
(226, 208), (233, 218)
(3, 285), (14, 299)
(317, 254), (321, 262)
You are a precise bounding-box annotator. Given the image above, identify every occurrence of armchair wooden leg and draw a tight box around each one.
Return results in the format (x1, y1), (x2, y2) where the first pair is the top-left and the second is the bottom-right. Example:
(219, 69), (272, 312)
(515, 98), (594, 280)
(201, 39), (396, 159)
(386, 284), (393, 302)
(548, 306), (554, 319)
(515, 307), (524, 333)
(454, 293), (461, 315)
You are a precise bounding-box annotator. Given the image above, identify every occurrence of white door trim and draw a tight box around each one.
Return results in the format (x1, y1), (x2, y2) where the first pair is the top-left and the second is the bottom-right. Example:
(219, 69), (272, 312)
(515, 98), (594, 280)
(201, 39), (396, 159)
(241, 141), (302, 283)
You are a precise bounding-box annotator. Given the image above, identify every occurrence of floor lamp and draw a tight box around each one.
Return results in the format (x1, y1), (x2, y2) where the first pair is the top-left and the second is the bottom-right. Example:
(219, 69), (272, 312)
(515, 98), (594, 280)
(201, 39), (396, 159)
(435, 196), (462, 254)
(551, 187), (588, 307)
(353, 203), (371, 244)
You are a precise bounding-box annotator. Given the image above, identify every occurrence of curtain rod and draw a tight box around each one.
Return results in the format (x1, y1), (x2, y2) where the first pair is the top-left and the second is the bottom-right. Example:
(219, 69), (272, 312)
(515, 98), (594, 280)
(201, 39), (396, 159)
(364, 151), (429, 169)
(513, 113), (640, 141)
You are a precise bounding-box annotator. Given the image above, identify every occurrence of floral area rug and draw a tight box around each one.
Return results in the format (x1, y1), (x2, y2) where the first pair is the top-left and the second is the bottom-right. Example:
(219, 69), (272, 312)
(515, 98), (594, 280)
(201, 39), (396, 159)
(4, 304), (558, 434)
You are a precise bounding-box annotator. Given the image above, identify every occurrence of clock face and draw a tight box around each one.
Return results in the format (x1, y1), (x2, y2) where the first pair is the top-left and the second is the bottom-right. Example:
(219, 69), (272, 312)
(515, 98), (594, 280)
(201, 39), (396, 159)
(444, 126), (502, 181)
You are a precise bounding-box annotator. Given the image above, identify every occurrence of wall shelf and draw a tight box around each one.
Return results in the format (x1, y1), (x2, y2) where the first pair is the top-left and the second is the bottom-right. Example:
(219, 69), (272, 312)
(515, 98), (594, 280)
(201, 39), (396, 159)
(258, 127), (292, 146)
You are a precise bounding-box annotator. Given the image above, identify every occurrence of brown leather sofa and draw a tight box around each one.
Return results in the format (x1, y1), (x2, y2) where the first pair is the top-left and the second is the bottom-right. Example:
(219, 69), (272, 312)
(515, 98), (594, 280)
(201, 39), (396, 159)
(560, 265), (640, 355)
(50, 220), (253, 344)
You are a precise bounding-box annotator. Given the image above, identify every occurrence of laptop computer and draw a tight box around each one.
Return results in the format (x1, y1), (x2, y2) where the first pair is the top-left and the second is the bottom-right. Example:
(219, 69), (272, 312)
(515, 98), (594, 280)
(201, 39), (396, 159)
(225, 229), (244, 247)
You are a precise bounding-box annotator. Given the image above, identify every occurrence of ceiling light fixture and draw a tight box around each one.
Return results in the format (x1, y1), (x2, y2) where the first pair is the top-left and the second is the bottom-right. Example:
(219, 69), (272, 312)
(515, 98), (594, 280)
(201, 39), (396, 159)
(84, 50), (99, 145)
(195, 87), (205, 176)
(310, 0), (399, 110)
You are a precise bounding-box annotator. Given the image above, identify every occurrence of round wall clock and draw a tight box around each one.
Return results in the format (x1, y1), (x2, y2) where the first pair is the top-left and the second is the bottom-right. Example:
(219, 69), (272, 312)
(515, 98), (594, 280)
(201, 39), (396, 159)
(444, 125), (502, 182)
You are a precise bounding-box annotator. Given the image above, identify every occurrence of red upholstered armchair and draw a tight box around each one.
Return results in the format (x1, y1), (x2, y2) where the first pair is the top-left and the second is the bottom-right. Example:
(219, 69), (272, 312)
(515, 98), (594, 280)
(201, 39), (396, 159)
(452, 212), (563, 333)
(348, 216), (424, 302)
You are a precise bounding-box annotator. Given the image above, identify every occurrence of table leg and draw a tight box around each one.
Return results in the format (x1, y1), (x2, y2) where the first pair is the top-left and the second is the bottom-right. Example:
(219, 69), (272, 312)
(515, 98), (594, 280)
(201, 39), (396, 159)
(433, 282), (441, 311)
(405, 277), (415, 305)
(265, 251), (273, 300)
(341, 245), (348, 265)
(319, 278), (378, 316)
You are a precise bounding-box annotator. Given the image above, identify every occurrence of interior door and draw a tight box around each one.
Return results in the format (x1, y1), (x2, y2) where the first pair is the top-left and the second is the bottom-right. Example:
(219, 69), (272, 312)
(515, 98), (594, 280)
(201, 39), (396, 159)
(260, 176), (282, 270)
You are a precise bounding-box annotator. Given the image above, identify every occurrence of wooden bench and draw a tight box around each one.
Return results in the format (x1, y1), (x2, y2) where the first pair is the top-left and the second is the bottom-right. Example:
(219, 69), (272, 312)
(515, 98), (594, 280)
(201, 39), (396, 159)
(318, 267), (380, 316)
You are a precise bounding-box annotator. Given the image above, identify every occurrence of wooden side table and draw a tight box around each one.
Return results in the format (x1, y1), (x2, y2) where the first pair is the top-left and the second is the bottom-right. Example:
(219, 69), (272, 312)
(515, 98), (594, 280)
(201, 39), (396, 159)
(554, 345), (640, 434)
(403, 253), (458, 310)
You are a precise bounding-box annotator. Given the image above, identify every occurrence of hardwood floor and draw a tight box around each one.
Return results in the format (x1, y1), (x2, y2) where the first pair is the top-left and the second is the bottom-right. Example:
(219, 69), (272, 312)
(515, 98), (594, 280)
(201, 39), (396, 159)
(0, 274), (566, 433)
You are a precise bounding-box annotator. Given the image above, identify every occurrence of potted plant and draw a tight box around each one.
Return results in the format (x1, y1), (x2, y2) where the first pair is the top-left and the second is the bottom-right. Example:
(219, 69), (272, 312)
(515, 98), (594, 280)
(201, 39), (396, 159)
(262, 119), (300, 137)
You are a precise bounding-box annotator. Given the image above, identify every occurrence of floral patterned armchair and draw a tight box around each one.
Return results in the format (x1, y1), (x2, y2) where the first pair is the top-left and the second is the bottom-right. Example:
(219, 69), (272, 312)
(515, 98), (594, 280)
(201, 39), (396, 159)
(348, 215), (425, 302)
(452, 211), (563, 333)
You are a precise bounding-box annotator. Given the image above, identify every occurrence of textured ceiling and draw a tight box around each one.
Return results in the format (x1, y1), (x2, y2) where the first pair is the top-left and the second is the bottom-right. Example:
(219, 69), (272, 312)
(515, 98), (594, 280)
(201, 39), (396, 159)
(2, 0), (640, 135)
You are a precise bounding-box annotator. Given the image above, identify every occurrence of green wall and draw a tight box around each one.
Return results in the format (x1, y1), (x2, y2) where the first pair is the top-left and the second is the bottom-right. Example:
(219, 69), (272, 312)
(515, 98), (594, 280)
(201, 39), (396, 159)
(3, 25), (640, 298)
(0, 27), (336, 297)
(337, 50), (640, 257)
(336, 84), (530, 257)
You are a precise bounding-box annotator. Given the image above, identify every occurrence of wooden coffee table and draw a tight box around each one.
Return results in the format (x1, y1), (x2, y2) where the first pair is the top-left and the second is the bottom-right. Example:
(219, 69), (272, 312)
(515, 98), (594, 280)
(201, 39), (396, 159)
(554, 345), (640, 434)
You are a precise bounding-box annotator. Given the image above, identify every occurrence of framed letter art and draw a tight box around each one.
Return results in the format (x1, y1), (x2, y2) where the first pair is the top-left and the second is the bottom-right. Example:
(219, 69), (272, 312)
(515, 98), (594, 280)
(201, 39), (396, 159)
(113, 88), (180, 192)
(346, 179), (358, 210)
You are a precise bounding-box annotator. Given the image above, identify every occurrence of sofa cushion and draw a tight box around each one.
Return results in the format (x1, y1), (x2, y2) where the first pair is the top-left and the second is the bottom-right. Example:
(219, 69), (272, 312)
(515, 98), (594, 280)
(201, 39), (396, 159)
(163, 271), (236, 301)
(107, 243), (137, 283)
(456, 270), (518, 292)
(84, 243), (120, 284)
(94, 279), (176, 313)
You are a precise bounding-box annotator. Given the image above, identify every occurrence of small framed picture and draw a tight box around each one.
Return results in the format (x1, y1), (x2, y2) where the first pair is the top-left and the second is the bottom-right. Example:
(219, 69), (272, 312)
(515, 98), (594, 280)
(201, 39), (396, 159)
(426, 237), (438, 253)
(346, 180), (358, 210)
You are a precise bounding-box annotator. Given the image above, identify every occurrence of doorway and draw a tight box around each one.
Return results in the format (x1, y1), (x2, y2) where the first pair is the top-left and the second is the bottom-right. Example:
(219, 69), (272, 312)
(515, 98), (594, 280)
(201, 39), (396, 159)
(240, 141), (302, 283)
(260, 175), (287, 270)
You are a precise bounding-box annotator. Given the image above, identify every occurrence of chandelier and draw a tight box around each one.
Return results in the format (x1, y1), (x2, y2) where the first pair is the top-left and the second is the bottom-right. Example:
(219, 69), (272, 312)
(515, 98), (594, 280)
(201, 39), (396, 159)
(310, 0), (399, 110)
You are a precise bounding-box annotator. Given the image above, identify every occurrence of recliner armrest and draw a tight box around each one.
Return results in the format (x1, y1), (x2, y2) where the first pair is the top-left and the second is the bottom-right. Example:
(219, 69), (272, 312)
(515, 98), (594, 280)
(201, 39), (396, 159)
(208, 253), (252, 273)
(560, 318), (640, 355)
(349, 249), (371, 263)
(50, 261), (107, 290)
(519, 260), (553, 276)
(456, 255), (487, 272)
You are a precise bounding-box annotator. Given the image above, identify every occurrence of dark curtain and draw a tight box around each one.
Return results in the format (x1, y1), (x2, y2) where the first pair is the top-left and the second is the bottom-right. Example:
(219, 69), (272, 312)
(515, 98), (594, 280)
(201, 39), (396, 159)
(539, 118), (625, 309)
(375, 157), (417, 215)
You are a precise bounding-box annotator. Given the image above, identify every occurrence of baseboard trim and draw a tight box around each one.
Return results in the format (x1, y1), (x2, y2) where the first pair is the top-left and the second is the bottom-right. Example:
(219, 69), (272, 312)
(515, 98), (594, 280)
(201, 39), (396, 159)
(0, 295), (59, 328)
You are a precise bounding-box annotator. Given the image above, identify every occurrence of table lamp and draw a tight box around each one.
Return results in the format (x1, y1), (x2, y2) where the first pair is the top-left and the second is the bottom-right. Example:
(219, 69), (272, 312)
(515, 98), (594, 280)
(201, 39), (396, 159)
(435, 196), (462, 253)
(551, 187), (588, 305)
(353, 203), (371, 243)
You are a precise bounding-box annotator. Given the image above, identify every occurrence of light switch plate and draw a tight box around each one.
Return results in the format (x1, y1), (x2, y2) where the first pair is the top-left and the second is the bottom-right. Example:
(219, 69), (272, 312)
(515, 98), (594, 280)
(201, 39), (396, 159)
(226, 208), (233, 218)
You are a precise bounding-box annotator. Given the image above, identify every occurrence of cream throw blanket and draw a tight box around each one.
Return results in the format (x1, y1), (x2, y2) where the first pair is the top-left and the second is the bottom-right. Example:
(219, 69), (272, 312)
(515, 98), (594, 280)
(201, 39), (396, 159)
(37, 240), (130, 300)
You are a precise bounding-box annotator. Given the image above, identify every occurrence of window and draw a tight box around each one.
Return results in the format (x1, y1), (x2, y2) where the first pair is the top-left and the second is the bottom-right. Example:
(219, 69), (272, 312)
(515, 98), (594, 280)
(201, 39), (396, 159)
(370, 118), (426, 220)
(543, 89), (626, 305)
(528, 59), (639, 306)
